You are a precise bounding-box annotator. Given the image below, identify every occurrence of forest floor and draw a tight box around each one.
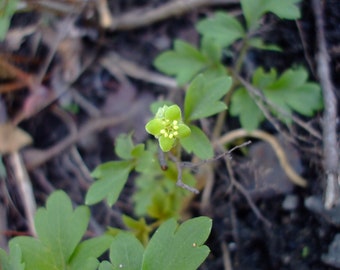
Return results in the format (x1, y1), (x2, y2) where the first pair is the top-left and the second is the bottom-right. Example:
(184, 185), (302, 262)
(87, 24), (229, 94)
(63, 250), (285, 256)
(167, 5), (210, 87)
(0, 0), (339, 269)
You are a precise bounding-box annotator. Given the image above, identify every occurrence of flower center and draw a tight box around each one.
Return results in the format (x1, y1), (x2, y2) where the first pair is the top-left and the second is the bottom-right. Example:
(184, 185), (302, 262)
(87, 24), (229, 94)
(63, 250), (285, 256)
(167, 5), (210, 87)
(160, 119), (179, 139)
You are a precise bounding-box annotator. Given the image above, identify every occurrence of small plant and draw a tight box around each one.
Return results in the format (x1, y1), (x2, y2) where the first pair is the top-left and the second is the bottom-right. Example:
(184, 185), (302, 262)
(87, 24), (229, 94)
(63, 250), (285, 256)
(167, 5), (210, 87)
(1, 191), (113, 270)
(0, 1), (323, 269)
(154, 0), (323, 131)
(0, 191), (212, 270)
(99, 217), (211, 270)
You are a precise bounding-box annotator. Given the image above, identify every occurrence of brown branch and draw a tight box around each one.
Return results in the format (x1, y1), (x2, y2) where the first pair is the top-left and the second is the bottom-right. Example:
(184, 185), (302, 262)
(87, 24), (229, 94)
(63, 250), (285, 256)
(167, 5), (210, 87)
(312, 0), (340, 209)
(108, 0), (240, 31)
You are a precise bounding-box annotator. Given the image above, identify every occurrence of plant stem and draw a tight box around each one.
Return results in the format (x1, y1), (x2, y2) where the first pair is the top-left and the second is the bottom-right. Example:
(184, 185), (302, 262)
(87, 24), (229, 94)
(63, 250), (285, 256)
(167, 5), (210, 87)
(212, 38), (250, 140)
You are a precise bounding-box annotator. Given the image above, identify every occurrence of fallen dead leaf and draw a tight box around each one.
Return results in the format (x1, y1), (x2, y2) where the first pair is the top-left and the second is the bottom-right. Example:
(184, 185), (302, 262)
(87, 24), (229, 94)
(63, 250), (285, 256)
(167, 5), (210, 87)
(0, 123), (32, 154)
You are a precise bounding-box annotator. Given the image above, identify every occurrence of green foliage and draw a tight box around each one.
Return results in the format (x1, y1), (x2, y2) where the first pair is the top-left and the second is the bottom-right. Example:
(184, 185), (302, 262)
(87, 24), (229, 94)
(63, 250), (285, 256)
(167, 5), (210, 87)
(121, 216), (152, 246)
(1, 191), (211, 270)
(0, 154), (6, 177)
(86, 132), (198, 215)
(180, 125), (214, 160)
(230, 67), (323, 130)
(229, 87), (264, 131)
(241, 0), (301, 30)
(106, 232), (144, 270)
(133, 141), (196, 219)
(86, 160), (132, 206)
(100, 217), (212, 270)
(154, 39), (225, 85)
(8, 191), (112, 270)
(184, 74), (231, 121)
(0, 242), (25, 270)
(196, 12), (245, 47)
(0, 0), (18, 40)
(145, 73), (231, 158)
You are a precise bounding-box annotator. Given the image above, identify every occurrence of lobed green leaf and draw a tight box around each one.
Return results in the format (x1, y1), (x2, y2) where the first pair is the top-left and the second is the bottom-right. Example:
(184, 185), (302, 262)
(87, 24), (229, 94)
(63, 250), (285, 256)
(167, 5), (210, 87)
(230, 67), (322, 130)
(86, 161), (132, 206)
(68, 235), (114, 270)
(230, 87), (264, 131)
(115, 133), (134, 160)
(141, 217), (212, 270)
(0, 243), (25, 270)
(241, 0), (301, 30)
(11, 191), (91, 270)
(109, 233), (144, 270)
(154, 40), (207, 85)
(0, 0), (18, 40)
(184, 74), (231, 121)
(180, 125), (214, 159)
(197, 12), (245, 47)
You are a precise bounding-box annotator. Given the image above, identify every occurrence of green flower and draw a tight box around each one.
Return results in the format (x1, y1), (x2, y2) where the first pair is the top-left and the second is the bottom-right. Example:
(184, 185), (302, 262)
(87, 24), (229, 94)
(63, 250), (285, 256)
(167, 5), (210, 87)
(145, 105), (191, 152)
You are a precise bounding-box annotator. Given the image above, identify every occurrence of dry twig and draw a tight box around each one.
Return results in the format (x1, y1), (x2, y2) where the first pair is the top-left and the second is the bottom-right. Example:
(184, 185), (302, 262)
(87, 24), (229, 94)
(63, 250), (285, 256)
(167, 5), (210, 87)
(216, 129), (308, 187)
(108, 0), (240, 31)
(312, 0), (340, 209)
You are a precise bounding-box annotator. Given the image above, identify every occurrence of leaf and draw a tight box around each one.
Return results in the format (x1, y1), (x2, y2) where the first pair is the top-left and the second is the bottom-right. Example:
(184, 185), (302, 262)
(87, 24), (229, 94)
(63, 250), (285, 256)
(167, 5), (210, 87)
(0, 154), (6, 177)
(184, 74), (231, 121)
(230, 67), (323, 130)
(115, 133), (134, 160)
(146, 188), (175, 220)
(197, 12), (245, 47)
(200, 37), (222, 64)
(241, 0), (301, 30)
(86, 161), (132, 206)
(68, 235), (114, 270)
(11, 190), (90, 270)
(141, 217), (212, 270)
(0, 123), (32, 154)
(35, 191), (90, 265)
(180, 125), (214, 159)
(230, 87), (264, 131)
(264, 68), (323, 117)
(252, 67), (277, 88)
(284, 83), (323, 115)
(98, 261), (114, 270)
(263, 0), (301, 20)
(154, 40), (208, 85)
(0, 0), (18, 40)
(109, 233), (144, 270)
(122, 216), (151, 245)
(0, 243), (25, 270)
(10, 237), (55, 270)
(248, 37), (282, 51)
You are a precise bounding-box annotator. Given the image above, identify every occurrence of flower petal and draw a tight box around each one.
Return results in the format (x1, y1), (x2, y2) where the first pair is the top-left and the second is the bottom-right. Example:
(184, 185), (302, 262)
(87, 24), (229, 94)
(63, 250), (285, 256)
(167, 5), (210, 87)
(145, 119), (164, 136)
(159, 136), (176, 152)
(155, 105), (167, 118)
(165, 105), (181, 121)
(177, 124), (191, 138)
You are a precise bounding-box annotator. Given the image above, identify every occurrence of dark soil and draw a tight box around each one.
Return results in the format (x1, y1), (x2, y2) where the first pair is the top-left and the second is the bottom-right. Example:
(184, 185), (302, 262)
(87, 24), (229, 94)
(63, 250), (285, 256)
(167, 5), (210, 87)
(1, 0), (339, 269)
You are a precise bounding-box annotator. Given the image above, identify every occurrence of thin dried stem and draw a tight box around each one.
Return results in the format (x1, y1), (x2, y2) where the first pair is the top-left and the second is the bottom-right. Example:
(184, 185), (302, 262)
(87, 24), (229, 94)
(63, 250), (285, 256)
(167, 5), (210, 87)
(9, 152), (36, 236)
(312, 0), (340, 209)
(224, 153), (272, 227)
(216, 129), (308, 187)
(108, 0), (240, 31)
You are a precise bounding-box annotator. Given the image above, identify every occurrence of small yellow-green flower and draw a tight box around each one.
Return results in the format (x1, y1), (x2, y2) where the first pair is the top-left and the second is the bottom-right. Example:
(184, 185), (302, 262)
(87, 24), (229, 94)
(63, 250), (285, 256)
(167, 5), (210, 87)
(145, 105), (191, 152)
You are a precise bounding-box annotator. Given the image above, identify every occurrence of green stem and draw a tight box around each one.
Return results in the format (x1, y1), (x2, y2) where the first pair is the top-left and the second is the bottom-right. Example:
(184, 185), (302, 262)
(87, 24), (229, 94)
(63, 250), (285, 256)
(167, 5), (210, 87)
(212, 38), (250, 141)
